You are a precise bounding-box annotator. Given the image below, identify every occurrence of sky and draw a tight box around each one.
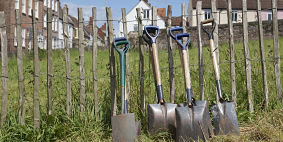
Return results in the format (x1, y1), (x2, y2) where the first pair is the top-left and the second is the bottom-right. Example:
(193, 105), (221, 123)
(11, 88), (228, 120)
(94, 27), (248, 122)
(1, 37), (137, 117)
(60, 0), (190, 35)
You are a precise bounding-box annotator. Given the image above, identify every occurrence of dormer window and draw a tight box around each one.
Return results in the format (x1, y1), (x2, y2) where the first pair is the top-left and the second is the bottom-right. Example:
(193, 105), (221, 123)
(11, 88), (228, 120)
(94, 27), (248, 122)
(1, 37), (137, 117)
(232, 10), (238, 22)
(204, 9), (211, 20)
(28, 0), (32, 16)
(22, 0), (26, 14)
(267, 11), (272, 21)
(143, 9), (149, 19)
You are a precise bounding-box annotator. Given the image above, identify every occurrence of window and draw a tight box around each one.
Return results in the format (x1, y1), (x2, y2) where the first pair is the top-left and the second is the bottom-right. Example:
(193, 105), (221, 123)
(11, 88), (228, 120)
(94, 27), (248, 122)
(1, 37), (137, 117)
(267, 11), (272, 21)
(143, 9), (149, 19)
(44, 0), (47, 7)
(134, 24), (138, 31)
(35, 1), (39, 18)
(22, 0), (26, 14)
(15, 0), (20, 10)
(204, 9), (211, 20)
(52, 17), (55, 31)
(52, 0), (55, 10)
(14, 27), (17, 46)
(22, 29), (26, 47)
(55, 1), (58, 12)
(55, 18), (58, 31)
(232, 10), (238, 22)
(28, 0), (32, 16)
(44, 14), (47, 28)
(48, 0), (51, 8)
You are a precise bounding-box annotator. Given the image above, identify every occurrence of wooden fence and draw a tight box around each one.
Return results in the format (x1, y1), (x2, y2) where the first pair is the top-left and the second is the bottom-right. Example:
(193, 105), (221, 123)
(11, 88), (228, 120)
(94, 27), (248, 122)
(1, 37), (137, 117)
(0, 0), (282, 128)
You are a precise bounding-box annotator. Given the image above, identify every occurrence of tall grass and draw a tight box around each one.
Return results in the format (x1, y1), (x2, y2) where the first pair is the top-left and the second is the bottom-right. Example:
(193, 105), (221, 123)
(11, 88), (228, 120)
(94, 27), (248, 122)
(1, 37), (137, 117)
(0, 37), (282, 141)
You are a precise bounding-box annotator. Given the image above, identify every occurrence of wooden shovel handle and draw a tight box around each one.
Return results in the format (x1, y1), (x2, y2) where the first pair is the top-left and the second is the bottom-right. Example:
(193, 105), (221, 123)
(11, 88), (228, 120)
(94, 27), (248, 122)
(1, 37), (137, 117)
(201, 18), (214, 24)
(182, 50), (192, 89)
(209, 39), (220, 80)
(152, 43), (162, 86)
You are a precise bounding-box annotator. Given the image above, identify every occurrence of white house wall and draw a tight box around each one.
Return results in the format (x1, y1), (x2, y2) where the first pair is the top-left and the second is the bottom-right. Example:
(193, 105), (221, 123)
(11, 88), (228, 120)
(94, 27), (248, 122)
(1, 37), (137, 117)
(119, 1), (166, 36)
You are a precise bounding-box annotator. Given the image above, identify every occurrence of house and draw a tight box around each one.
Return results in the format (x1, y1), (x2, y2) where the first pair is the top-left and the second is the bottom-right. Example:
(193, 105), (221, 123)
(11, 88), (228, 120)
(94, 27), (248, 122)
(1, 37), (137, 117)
(86, 17), (106, 48)
(58, 6), (74, 49)
(119, 0), (166, 36)
(191, 0), (283, 27)
(0, 0), (61, 52)
(69, 15), (90, 49)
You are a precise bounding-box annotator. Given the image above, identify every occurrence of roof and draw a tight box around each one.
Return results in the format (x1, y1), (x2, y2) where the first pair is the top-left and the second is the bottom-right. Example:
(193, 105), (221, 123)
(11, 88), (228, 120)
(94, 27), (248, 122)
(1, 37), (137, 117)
(170, 16), (189, 27)
(192, 0), (283, 10)
(87, 17), (106, 40)
(157, 8), (166, 18)
(69, 15), (78, 28)
(100, 23), (106, 31)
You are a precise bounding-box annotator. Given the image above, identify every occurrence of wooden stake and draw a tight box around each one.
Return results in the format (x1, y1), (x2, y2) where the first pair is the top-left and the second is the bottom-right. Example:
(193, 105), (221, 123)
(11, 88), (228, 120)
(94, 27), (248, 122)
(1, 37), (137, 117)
(188, 0), (193, 26)
(272, 0), (282, 100)
(78, 8), (86, 115)
(106, 7), (117, 116)
(63, 7), (72, 117)
(257, 0), (269, 108)
(0, 11), (8, 127)
(16, 9), (26, 125)
(47, 8), (53, 116)
(196, 1), (204, 100)
(167, 5), (175, 103)
(92, 7), (99, 119)
(211, 0), (219, 63)
(242, 0), (254, 112)
(227, 0), (237, 105)
(32, 9), (40, 129)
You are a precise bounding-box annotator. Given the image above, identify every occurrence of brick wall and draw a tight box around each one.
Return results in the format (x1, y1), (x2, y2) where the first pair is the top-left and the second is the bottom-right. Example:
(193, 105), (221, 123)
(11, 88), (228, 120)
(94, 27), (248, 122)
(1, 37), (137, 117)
(129, 19), (283, 50)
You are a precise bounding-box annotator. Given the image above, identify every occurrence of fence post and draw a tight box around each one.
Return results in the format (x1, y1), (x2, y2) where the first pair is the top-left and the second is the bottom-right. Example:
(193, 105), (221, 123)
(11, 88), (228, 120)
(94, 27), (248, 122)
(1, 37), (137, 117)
(63, 7), (72, 117)
(272, 0), (282, 100)
(32, 10), (40, 129)
(106, 7), (117, 116)
(92, 7), (99, 119)
(257, 0), (269, 108)
(167, 5), (175, 103)
(136, 8), (145, 110)
(211, 0), (219, 63)
(16, 9), (26, 125)
(196, 1), (204, 100)
(242, 0), (254, 112)
(227, 0), (237, 105)
(47, 8), (53, 116)
(78, 8), (86, 115)
(187, 0), (193, 25)
(0, 11), (8, 127)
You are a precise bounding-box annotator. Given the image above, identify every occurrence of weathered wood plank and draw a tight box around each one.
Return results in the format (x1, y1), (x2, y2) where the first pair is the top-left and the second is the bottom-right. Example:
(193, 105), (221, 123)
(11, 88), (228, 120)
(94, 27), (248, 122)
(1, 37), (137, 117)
(78, 8), (86, 115)
(47, 8), (53, 116)
(272, 0), (282, 100)
(167, 5), (175, 103)
(242, 0), (254, 112)
(0, 11), (8, 127)
(32, 10), (40, 129)
(106, 7), (117, 116)
(211, 0), (219, 63)
(16, 9), (26, 125)
(92, 7), (99, 119)
(227, 0), (237, 105)
(196, 1), (204, 100)
(257, 0), (269, 108)
(63, 7), (72, 117)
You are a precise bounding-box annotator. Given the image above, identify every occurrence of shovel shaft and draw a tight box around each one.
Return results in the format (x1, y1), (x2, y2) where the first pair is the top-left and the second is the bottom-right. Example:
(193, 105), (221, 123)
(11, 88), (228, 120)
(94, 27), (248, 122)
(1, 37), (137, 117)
(151, 43), (164, 103)
(209, 39), (223, 100)
(119, 53), (128, 114)
(182, 50), (194, 104)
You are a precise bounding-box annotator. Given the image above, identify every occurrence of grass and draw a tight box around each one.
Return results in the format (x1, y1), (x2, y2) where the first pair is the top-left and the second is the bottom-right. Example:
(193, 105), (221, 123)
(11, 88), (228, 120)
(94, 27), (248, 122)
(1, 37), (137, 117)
(0, 37), (282, 141)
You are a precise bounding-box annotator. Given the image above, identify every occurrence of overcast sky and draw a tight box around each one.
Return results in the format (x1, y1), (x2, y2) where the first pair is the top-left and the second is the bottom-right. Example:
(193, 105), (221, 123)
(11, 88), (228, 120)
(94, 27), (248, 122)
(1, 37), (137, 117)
(61, 0), (190, 35)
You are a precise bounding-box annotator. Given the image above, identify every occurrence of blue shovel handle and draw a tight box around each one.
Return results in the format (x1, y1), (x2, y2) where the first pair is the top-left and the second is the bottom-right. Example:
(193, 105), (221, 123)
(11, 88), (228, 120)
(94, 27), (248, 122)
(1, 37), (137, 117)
(144, 25), (160, 44)
(175, 33), (190, 50)
(169, 27), (184, 40)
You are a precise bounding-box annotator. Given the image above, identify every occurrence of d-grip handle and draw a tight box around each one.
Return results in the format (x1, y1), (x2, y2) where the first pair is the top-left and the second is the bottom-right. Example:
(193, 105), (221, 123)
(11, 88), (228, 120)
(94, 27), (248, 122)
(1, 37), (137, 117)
(169, 27), (184, 40)
(144, 26), (160, 44)
(113, 38), (130, 54)
(176, 33), (190, 50)
(201, 18), (216, 40)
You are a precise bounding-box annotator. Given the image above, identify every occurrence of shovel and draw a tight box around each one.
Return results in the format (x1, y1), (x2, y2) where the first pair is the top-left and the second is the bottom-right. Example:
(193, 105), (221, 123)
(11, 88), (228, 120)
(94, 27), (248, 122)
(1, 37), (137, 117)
(143, 26), (177, 136)
(111, 37), (138, 142)
(201, 18), (240, 135)
(170, 27), (213, 142)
